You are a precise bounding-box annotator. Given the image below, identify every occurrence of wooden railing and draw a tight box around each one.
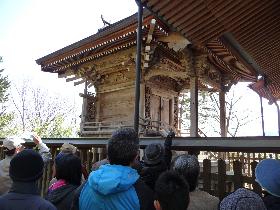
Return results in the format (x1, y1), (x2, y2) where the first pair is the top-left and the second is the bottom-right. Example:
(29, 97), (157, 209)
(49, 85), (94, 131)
(80, 118), (177, 136)
(139, 117), (177, 132)
(1, 136), (280, 199)
(80, 121), (133, 137)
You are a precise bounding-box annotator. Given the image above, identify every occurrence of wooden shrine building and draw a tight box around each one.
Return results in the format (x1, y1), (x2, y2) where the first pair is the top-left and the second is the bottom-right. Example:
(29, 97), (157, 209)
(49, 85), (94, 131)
(36, 5), (279, 137)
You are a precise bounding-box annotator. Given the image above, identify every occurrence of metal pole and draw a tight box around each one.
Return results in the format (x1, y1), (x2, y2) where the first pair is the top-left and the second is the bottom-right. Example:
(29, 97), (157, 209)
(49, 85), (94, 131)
(134, 1), (143, 133)
(274, 102), (280, 136)
(260, 95), (265, 136)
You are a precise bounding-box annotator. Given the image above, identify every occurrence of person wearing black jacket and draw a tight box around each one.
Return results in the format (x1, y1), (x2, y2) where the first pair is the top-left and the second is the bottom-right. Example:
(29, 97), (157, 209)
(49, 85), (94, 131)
(0, 149), (56, 210)
(46, 153), (82, 210)
(140, 129), (175, 191)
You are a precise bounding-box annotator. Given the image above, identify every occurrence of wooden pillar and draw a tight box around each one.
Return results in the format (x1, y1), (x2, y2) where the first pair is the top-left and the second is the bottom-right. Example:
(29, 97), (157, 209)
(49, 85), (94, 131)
(220, 90), (226, 137)
(275, 102), (280, 136)
(80, 82), (88, 133)
(178, 94), (183, 132)
(190, 76), (198, 137)
(260, 96), (265, 136)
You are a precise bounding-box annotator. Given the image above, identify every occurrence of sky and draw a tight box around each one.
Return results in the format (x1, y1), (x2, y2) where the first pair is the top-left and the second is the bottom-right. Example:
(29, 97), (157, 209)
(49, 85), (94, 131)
(0, 0), (279, 136)
(0, 0), (137, 94)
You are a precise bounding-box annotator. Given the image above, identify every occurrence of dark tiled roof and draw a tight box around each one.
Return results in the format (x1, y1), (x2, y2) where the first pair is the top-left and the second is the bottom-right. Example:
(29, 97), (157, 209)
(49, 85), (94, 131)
(36, 10), (151, 65)
(142, 0), (280, 100)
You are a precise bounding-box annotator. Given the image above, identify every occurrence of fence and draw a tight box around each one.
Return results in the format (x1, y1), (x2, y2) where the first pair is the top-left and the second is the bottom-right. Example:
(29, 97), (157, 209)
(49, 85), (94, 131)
(1, 136), (280, 199)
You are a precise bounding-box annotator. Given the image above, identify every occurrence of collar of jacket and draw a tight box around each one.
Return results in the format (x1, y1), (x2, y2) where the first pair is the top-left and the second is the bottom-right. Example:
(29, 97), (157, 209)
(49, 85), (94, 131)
(10, 181), (40, 195)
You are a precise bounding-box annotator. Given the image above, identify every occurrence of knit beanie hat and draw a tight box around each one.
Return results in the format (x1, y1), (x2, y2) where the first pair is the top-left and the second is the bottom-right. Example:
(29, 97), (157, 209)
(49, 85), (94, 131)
(144, 143), (164, 165)
(9, 149), (44, 182)
(219, 188), (266, 210)
(171, 154), (200, 191)
(255, 159), (280, 197)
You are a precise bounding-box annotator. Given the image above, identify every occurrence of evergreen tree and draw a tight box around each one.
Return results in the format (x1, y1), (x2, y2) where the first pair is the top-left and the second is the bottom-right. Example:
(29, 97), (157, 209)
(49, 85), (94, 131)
(0, 56), (15, 137)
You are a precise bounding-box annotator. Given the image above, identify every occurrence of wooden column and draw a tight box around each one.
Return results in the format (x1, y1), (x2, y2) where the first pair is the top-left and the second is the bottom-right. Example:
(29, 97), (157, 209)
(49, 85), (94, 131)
(190, 76), (198, 137)
(80, 82), (88, 132)
(220, 90), (226, 137)
(187, 45), (199, 138)
(260, 96), (265, 136)
(275, 102), (280, 136)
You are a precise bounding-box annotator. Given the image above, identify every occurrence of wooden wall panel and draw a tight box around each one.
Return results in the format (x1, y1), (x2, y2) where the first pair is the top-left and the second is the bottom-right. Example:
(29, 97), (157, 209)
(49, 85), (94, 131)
(150, 94), (161, 129)
(99, 87), (135, 123)
(161, 97), (170, 125)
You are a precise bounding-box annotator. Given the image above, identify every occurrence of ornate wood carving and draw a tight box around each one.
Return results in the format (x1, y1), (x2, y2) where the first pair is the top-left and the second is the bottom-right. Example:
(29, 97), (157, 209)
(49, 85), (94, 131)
(80, 92), (97, 121)
(173, 96), (179, 129)
(105, 72), (129, 84)
(145, 86), (151, 119)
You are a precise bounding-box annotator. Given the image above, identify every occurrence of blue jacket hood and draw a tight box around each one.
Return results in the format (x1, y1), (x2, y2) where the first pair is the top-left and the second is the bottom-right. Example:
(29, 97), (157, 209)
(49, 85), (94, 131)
(88, 164), (139, 195)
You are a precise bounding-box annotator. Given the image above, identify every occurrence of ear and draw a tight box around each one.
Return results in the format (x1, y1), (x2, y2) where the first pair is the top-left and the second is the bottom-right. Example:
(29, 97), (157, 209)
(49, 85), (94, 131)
(154, 200), (161, 210)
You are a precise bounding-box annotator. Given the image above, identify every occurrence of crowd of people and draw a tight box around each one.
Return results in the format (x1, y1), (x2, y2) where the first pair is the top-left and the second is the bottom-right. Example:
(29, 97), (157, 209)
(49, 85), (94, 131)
(0, 128), (280, 210)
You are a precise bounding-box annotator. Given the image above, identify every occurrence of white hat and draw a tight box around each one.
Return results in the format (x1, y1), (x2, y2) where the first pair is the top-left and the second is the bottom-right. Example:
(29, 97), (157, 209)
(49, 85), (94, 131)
(61, 143), (77, 154)
(3, 137), (25, 150)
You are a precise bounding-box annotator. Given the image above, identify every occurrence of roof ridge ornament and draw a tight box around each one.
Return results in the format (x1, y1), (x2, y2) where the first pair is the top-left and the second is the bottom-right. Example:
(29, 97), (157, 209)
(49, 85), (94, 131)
(101, 14), (111, 27)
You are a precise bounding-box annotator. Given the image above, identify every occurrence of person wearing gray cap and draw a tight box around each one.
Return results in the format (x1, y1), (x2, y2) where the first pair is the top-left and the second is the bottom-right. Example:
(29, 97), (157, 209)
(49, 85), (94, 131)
(140, 129), (175, 191)
(171, 154), (219, 210)
(0, 134), (51, 195)
(0, 137), (25, 195)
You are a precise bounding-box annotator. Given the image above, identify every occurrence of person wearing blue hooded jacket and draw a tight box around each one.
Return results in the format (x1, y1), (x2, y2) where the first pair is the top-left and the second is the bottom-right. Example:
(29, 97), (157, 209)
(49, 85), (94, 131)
(79, 128), (155, 210)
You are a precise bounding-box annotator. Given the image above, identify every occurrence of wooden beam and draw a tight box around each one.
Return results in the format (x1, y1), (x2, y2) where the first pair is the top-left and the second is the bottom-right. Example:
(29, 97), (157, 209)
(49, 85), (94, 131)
(66, 75), (81, 82)
(7, 136), (280, 152)
(87, 82), (94, 88)
(143, 19), (156, 69)
(74, 78), (86, 86)
(146, 19), (156, 44)
(58, 70), (74, 78)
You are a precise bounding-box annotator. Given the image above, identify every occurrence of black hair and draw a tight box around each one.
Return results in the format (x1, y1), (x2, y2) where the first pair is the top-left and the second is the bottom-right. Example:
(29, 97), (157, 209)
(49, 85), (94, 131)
(171, 154), (200, 192)
(107, 128), (139, 166)
(4, 148), (16, 156)
(155, 171), (190, 210)
(55, 153), (82, 186)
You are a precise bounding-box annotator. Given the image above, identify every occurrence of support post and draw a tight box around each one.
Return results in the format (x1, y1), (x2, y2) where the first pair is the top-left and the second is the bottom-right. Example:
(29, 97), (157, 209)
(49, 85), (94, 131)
(80, 81), (88, 135)
(190, 76), (198, 137)
(134, 1), (143, 133)
(275, 102), (280, 136)
(219, 90), (226, 137)
(178, 94), (183, 132)
(260, 95), (265, 136)
(189, 46), (198, 137)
